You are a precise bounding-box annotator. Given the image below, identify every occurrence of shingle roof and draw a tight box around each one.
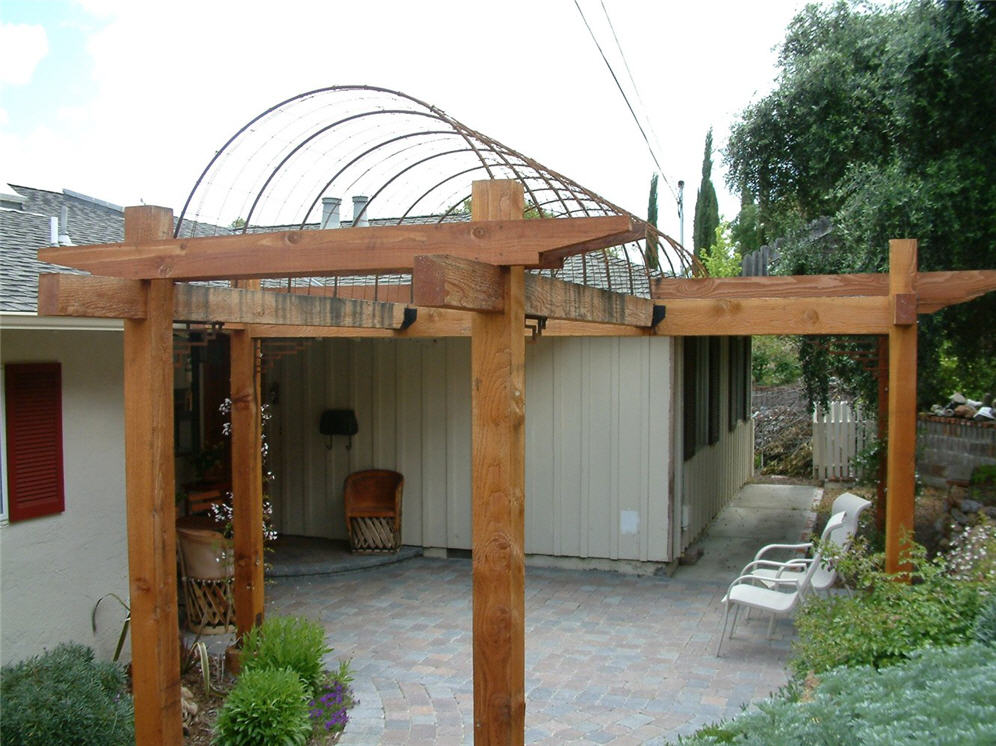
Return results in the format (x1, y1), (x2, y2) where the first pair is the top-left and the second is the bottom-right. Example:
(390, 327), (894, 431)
(2, 185), (650, 314)
(1, 185), (124, 312)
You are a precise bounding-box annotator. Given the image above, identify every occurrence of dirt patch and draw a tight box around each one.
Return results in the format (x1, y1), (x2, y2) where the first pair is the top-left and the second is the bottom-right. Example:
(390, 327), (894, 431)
(816, 482), (948, 555)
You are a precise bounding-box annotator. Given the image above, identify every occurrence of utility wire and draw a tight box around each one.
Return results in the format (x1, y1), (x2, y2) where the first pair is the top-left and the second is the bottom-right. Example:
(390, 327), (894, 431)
(598, 0), (676, 199)
(573, 0), (678, 202)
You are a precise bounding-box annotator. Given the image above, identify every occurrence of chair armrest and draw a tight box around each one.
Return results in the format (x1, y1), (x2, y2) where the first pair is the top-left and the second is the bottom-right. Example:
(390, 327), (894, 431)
(753, 542), (813, 562)
(726, 572), (804, 595)
(739, 558), (810, 577)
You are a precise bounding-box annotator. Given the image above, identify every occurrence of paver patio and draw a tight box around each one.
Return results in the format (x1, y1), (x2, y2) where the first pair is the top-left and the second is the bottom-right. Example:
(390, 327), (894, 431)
(266, 483), (818, 745)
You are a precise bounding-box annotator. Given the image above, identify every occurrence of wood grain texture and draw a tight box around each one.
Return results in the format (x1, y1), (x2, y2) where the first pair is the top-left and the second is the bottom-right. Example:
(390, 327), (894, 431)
(121, 206), (183, 746)
(37, 273), (147, 318)
(412, 254), (504, 312)
(651, 296), (892, 335)
(176, 285), (408, 328)
(525, 274), (654, 326)
(470, 180), (526, 745)
(651, 272), (889, 300)
(885, 239), (918, 575)
(37, 275), (407, 328)
(230, 330), (265, 637)
(36, 215), (636, 280)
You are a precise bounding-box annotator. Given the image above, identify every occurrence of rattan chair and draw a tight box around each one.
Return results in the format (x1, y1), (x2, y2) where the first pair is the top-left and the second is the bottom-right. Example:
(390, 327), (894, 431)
(343, 469), (404, 553)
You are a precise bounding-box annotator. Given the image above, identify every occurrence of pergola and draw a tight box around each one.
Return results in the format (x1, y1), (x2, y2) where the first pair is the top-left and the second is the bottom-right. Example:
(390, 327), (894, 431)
(34, 88), (996, 746)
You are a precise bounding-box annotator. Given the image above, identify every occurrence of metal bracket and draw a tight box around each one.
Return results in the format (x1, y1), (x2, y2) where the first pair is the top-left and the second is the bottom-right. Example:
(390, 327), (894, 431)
(525, 313), (547, 340)
(401, 307), (418, 330)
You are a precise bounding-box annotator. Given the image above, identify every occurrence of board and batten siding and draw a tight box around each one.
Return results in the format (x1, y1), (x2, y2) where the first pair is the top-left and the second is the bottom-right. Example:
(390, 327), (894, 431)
(267, 336), (676, 562)
(676, 337), (754, 552)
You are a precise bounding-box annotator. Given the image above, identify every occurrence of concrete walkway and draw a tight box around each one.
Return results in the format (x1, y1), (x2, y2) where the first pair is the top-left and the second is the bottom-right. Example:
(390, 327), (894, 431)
(266, 483), (818, 745)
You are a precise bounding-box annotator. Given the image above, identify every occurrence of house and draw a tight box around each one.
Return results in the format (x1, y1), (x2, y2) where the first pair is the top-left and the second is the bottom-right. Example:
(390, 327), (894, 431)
(1, 181), (753, 666)
(1, 184), (131, 664)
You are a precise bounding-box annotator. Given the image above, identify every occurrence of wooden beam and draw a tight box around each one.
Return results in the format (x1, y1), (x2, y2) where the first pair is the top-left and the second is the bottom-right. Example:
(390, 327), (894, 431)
(652, 272), (889, 300)
(471, 180), (526, 745)
(38, 273), (147, 318)
(38, 274), (409, 328)
(412, 254), (504, 312)
(651, 296), (891, 336)
(230, 330), (265, 638)
(916, 269), (996, 313)
(526, 274), (654, 326)
(176, 284), (408, 328)
(413, 254), (655, 326)
(37, 215), (636, 281)
(885, 239), (918, 575)
(122, 206), (182, 746)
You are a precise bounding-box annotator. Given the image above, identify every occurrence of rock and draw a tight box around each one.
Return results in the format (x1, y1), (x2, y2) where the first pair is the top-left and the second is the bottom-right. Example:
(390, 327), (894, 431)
(983, 506), (996, 520)
(950, 508), (969, 525)
(954, 404), (977, 419)
(961, 498), (984, 514)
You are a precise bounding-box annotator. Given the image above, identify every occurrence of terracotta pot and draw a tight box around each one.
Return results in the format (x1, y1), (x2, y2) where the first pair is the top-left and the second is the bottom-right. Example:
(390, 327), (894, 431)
(176, 527), (233, 579)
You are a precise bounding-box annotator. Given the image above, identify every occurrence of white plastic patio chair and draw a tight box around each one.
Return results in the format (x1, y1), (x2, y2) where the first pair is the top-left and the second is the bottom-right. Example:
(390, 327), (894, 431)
(739, 492), (871, 595)
(716, 511), (847, 656)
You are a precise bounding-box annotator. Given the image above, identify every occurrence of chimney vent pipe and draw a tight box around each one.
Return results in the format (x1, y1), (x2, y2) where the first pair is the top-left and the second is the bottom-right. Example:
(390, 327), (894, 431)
(352, 195), (369, 228)
(321, 197), (341, 229)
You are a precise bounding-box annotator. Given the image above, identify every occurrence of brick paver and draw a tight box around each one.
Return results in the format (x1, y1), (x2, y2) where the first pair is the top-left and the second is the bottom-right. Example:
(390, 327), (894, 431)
(266, 484), (816, 744)
(267, 557), (794, 745)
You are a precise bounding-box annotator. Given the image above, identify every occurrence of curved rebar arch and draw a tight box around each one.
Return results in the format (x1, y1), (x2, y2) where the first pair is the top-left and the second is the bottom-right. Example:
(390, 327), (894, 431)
(176, 85), (701, 297)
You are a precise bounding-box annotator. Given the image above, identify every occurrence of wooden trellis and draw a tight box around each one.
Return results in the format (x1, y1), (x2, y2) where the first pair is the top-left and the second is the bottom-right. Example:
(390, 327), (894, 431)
(36, 180), (996, 746)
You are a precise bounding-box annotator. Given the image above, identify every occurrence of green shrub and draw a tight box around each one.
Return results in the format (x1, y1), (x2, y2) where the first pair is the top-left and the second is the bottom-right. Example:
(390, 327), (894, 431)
(0, 643), (134, 746)
(975, 593), (996, 646)
(241, 615), (330, 695)
(680, 644), (996, 745)
(213, 667), (311, 746)
(791, 539), (991, 675)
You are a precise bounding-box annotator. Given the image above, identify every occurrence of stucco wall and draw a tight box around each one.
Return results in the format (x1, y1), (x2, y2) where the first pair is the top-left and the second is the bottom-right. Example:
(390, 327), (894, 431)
(267, 335), (676, 563)
(1, 328), (130, 665)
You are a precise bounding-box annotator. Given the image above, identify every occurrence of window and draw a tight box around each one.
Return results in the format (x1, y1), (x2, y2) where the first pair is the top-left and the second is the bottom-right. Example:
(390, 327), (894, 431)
(708, 337), (721, 445)
(3, 363), (65, 522)
(728, 336), (751, 431)
(684, 337), (723, 459)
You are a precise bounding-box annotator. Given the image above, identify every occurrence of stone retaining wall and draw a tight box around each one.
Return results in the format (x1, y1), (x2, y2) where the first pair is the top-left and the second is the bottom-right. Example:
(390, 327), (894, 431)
(918, 415), (996, 487)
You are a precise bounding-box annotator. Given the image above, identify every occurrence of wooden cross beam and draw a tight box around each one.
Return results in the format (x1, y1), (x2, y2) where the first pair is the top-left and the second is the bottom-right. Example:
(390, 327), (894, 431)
(651, 269), (996, 335)
(37, 215), (641, 280)
(412, 254), (662, 327)
(38, 274), (411, 329)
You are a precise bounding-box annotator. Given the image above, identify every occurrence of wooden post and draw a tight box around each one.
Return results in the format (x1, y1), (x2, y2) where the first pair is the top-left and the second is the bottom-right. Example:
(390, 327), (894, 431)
(230, 329), (265, 638)
(885, 239), (918, 575)
(470, 180), (526, 745)
(122, 206), (182, 745)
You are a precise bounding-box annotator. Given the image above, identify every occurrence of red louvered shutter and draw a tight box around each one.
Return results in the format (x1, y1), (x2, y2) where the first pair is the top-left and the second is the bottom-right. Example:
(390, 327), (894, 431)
(4, 363), (65, 521)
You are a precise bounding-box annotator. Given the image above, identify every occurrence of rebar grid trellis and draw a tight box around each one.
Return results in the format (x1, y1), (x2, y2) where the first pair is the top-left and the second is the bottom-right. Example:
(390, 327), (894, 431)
(175, 85), (699, 301)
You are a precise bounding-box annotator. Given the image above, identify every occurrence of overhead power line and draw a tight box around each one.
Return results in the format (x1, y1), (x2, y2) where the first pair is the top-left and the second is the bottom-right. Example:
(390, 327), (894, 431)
(573, 0), (678, 203)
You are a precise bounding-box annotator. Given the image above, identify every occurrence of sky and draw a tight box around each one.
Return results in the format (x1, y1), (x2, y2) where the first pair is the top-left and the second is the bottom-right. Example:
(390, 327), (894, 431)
(0, 0), (812, 243)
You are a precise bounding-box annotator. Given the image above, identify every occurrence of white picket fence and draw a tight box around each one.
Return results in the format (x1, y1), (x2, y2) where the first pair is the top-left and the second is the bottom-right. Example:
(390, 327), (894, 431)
(812, 401), (875, 480)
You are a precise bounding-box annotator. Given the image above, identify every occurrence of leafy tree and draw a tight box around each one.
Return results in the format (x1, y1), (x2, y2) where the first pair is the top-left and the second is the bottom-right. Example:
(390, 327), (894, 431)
(692, 128), (719, 256)
(725, 0), (996, 407)
(699, 221), (741, 278)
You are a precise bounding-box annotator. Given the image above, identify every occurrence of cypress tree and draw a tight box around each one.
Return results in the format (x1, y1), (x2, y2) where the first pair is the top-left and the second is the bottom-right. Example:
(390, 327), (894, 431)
(693, 129), (719, 256)
(645, 173), (659, 271)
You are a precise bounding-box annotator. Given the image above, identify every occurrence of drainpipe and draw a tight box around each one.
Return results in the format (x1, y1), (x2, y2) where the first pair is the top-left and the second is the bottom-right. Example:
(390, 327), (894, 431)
(352, 195), (369, 228)
(321, 197), (341, 229)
